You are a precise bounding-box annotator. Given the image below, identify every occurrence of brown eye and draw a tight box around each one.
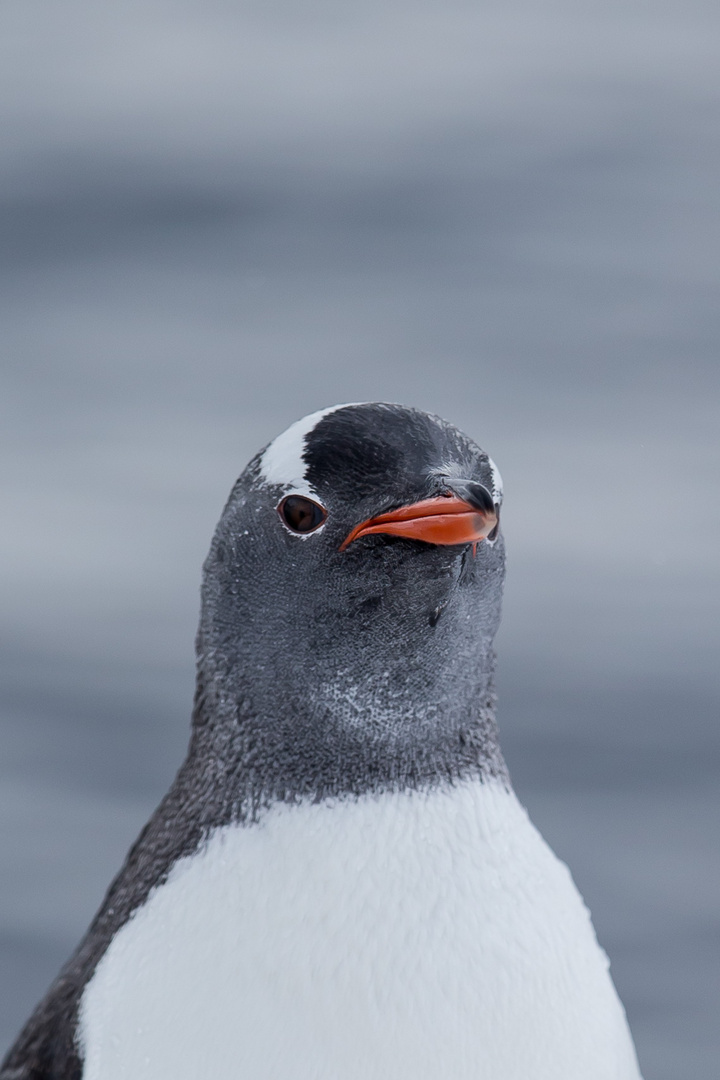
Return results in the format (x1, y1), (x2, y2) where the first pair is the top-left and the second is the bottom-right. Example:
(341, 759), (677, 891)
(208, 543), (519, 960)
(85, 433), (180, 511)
(278, 495), (327, 534)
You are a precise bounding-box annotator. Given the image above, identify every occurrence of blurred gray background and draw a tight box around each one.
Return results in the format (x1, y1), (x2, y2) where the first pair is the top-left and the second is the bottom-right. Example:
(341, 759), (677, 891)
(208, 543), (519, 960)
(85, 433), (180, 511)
(1, 1), (718, 1076)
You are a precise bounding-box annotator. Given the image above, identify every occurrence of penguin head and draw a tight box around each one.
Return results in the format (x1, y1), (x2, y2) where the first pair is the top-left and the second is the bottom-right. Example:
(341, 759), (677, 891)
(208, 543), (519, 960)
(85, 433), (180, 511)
(195, 403), (508, 803)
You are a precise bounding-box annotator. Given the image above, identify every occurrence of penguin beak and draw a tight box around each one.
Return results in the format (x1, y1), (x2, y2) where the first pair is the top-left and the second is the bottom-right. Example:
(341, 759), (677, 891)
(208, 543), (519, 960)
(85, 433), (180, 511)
(339, 484), (498, 551)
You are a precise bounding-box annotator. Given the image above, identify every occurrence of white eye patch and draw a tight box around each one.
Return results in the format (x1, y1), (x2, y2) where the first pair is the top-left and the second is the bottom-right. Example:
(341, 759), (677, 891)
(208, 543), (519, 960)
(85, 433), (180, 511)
(487, 457), (503, 504)
(259, 404), (362, 497)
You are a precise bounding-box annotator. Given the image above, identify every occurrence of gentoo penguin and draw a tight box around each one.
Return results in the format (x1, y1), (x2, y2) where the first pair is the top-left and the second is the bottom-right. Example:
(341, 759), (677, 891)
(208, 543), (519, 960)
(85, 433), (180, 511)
(2, 403), (643, 1080)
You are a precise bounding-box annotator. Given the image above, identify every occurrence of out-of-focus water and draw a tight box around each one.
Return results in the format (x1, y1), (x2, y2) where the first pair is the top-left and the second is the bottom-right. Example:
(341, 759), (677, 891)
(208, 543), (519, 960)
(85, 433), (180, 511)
(1, 3), (719, 1077)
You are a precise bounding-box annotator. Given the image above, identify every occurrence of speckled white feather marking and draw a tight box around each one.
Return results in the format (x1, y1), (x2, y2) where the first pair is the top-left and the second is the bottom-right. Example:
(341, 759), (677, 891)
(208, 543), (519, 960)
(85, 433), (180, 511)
(79, 782), (641, 1080)
(488, 455), (503, 502)
(259, 404), (360, 497)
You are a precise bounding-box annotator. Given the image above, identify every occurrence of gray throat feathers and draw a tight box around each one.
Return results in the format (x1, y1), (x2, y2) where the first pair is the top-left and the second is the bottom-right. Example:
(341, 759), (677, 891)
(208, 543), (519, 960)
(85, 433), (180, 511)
(188, 648), (507, 822)
(186, 540), (509, 824)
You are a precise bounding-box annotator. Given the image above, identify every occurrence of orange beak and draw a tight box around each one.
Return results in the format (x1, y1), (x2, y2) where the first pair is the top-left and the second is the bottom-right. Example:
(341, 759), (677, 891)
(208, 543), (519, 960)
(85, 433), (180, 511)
(339, 495), (498, 552)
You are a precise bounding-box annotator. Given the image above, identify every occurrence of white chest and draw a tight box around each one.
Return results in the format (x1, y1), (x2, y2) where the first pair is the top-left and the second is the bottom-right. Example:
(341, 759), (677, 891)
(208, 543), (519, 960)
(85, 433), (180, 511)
(79, 782), (641, 1080)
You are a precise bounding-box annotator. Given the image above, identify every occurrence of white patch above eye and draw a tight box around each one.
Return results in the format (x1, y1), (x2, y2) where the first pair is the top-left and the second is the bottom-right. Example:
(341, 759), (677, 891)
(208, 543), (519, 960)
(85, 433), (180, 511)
(259, 404), (361, 497)
(488, 456), (503, 504)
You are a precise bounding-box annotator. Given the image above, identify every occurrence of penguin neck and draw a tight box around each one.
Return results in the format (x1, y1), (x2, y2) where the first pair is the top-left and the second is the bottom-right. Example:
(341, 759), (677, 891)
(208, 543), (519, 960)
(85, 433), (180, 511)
(189, 618), (509, 819)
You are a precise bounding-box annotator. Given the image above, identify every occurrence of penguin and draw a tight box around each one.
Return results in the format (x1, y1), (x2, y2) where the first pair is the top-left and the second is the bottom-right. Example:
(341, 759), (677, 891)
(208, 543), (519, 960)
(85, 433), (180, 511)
(1, 402), (643, 1080)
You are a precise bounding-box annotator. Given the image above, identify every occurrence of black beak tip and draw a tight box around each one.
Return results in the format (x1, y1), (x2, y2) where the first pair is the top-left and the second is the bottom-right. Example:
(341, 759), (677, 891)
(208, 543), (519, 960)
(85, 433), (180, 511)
(448, 480), (495, 515)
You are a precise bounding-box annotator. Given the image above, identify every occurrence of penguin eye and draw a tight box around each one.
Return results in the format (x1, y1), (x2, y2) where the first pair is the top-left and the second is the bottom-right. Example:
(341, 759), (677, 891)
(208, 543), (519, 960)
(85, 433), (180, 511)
(278, 495), (327, 534)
